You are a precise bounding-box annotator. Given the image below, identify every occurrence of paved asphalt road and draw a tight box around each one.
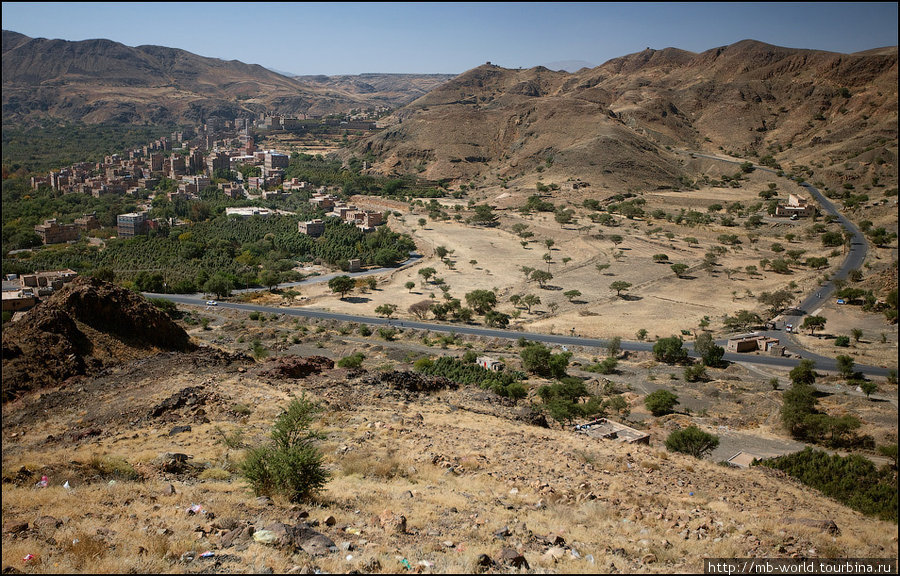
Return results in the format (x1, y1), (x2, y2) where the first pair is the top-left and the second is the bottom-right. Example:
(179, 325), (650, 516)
(151, 292), (892, 378)
(146, 153), (894, 379)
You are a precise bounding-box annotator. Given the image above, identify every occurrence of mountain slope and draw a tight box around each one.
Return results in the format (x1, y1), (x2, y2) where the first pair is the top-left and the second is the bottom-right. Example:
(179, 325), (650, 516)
(1, 31), (447, 125)
(355, 40), (897, 190)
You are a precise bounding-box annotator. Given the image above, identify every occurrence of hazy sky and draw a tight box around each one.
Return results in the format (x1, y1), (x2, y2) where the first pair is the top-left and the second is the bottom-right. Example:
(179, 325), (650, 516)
(2, 2), (897, 75)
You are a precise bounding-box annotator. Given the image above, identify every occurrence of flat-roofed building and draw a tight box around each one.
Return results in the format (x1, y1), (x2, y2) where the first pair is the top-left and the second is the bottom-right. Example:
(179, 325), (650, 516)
(225, 207), (274, 219)
(575, 418), (650, 445)
(265, 151), (289, 171)
(34, 219), (79, 244)
(117, 211), (149, 238)
(298, 219), (325, 237)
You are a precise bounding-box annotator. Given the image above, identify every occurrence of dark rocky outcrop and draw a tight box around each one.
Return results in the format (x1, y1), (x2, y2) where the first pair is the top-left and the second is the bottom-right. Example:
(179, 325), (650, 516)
(1, 277), (194, 402)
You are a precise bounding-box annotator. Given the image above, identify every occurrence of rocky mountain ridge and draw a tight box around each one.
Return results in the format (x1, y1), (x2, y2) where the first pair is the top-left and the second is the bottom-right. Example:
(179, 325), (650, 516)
(357, 39), (897, 189)
(1, 30), (451, 125)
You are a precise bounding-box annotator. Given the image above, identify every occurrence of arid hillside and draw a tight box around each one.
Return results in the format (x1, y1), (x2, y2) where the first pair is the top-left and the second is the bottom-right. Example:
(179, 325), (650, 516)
(0, 31), (446, 125)
(293, 73), (457, 107)
(356, 40), (898, 194)
(2, 298), (897, 573)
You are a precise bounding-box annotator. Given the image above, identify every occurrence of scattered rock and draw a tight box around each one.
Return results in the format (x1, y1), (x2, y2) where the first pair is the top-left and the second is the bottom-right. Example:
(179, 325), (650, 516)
(541, 546), (566, 563)
(253, 530), (278, 545)
(149, 387), (208, 419)
(259, 355), (334, 379)
(2, 521), (28, 535)
(162, 483), (176, 496)
(168, 425), (191, 436)
(299, 532), (337, 557)
(378, 510), (407, 534)
(498, 548), (529, 569)
(475, 554), (494, 571)
(32, 516), (61, 531)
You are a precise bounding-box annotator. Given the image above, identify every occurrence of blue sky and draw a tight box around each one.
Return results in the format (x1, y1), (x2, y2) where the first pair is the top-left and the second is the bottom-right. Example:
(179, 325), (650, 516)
(2, 2), (897, 75)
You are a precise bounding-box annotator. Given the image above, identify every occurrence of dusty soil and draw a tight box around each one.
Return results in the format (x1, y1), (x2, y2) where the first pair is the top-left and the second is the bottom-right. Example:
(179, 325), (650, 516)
(3, 295), (897, 573)
(287, 167), (898, 365)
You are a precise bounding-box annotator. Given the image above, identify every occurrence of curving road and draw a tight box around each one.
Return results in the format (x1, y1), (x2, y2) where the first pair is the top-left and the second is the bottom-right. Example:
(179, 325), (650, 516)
(685, 153), (875, 363)
(149, 292), (892, 378)
(146, 154), (893, 379)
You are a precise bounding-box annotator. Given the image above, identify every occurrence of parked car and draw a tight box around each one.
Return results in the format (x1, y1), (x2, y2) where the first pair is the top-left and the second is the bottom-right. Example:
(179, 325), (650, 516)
(836, 299), (846, 305)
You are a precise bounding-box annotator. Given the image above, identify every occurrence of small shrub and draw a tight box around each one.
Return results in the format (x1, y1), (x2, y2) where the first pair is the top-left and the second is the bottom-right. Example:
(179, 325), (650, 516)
(378, 327), (397, 341)
(645, 389), (679, 416)
(665, 426), (719, 458)
(232, 403), (252, 416)
(87, 455), (140, 481)
(338, 352), (365, 369)
(199, 467), (232, 480)
(834, 335), (850, 347)
(240, 396), (329, 503)
(216, 426), (245, 449)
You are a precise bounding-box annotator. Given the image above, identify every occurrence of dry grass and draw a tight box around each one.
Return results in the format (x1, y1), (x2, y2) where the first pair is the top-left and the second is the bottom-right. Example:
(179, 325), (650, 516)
(3, 314), (897, 573)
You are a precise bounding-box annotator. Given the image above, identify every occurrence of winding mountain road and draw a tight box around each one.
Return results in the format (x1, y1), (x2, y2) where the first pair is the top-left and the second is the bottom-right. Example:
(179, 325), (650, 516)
(146, 152), (894, 379)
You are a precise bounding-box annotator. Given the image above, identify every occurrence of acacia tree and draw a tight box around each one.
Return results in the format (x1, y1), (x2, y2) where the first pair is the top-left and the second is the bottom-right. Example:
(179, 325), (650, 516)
(471, 204), (498, 226)
(408, 300), (432, 320)
(418, 267), (436, 286)
(671, 263), (688, 278)
(563, 289), (582, 302)
(801, 315), (827, 335)
(694, 332), (725, 367)
(328, 275), (355, 300)
(758, 289), (794, 316)
(259, 269), (281, 292)
(204, 273), (233, 299)
(521, 294), (541, 313)
(531, 270), (553, 288)
(375, 303), (398, 318)
(610, 281), (632, 297)
(465, 289), (498, 315)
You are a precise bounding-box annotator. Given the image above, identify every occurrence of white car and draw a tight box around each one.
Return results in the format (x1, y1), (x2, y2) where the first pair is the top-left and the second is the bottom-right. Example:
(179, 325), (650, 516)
(206, 300), (217, 306)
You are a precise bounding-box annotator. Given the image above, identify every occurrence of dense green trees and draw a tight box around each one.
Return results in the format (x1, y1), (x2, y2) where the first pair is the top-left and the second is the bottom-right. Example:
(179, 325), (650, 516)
(414, 355), (526, 399)
(519, 342), (571, 379)
(5, 212), (414, 293)
(760, 448), (897, 522)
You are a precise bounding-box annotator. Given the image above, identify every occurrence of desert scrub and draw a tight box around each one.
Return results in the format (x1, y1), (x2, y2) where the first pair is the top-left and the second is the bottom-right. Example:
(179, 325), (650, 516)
(240, 395), (329, 503)
(199, 467), (231, 481)
(338, 352), (365, 369)
(87, 454), (141, 482)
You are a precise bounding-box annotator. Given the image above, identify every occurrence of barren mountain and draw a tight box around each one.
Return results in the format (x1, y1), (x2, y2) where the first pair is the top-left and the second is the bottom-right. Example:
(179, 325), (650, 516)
(293, 73), (456, 108)
(356, 40), (897, 191)
(1, 31), (445, 125)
